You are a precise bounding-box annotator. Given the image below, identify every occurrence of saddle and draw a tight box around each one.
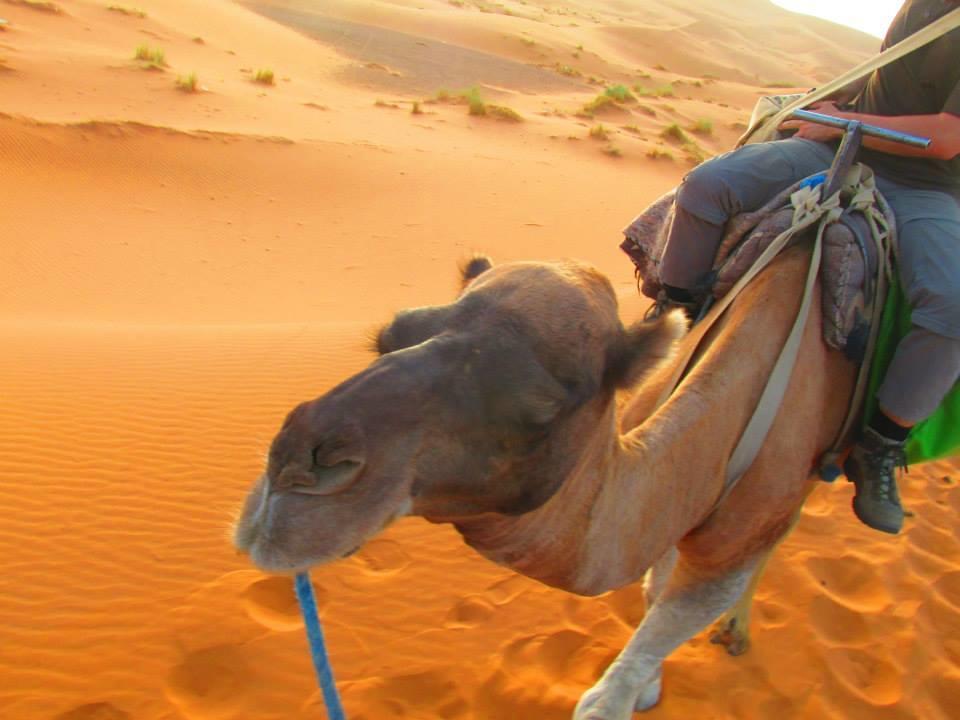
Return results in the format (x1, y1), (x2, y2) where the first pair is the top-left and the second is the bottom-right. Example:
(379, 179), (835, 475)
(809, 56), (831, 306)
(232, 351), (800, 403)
(620, 165), (897, 364)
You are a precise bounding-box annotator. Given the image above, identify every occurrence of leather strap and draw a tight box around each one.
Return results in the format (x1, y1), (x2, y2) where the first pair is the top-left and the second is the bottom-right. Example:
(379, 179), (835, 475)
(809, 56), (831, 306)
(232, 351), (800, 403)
(737, 7), (960, 147)
(819, 167), (897, 470)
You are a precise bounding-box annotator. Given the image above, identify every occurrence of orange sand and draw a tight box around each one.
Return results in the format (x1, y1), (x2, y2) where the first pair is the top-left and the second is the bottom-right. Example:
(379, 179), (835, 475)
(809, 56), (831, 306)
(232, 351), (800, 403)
(0, 1), (957, 718)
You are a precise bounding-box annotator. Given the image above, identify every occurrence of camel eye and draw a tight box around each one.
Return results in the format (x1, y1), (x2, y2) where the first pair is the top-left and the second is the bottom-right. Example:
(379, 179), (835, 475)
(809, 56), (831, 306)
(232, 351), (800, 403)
(311, 437), (354, 468)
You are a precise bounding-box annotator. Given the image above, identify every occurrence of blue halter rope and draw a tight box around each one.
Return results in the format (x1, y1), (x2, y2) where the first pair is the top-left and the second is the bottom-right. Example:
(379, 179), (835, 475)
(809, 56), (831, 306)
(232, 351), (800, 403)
(294, 572), (347, 719)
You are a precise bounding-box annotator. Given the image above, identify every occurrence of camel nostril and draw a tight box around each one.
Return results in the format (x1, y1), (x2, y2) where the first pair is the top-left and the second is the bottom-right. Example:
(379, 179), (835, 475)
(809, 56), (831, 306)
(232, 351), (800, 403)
(274, 466), (315, 491)
(276, 459), (365, 497)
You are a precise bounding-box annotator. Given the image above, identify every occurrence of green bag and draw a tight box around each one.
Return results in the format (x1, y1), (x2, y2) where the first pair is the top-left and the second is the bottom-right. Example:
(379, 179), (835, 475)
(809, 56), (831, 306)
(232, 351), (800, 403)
(865, 278), (960, 464)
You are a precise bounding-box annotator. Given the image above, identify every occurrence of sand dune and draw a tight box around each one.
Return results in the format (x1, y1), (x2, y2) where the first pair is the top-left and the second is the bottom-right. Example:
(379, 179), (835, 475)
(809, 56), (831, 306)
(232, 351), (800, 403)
(0, 0), (957, 718)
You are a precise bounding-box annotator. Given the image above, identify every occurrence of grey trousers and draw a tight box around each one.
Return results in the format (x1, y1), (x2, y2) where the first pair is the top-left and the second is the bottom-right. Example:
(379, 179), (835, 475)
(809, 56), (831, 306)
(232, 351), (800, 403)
(659, 138), (960, 424)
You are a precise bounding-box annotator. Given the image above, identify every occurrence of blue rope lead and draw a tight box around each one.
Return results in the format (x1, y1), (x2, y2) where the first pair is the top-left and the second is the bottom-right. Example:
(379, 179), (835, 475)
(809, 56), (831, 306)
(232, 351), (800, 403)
(295, 572), (347, 720)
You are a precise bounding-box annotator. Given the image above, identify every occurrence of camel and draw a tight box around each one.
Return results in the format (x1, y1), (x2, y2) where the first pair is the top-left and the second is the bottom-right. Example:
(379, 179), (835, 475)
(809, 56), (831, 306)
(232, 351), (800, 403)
(234, 247), (856, 719)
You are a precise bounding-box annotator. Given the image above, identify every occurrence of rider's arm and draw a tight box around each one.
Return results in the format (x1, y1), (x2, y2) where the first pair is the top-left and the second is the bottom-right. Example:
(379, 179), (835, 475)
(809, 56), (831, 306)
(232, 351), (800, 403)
(781, 103), (960, 161)
(837, 109), (960, 160)
(824, 76), (869, 106)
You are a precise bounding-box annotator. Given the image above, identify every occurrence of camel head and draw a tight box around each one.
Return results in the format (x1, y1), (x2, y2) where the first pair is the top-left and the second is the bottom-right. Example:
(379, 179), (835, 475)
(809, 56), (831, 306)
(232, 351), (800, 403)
(234, 258), (684, 572)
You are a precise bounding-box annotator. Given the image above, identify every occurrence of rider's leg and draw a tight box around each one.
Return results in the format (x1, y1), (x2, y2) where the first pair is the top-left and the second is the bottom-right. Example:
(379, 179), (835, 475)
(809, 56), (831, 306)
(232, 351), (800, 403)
(658, 138), (835, 297)
(846, 180), (960, 533)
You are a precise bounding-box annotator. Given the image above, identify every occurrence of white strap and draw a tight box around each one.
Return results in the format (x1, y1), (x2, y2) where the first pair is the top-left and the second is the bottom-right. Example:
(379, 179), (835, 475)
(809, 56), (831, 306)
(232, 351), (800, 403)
(738, 7), (960, 146)
(715, 212), (832, 508)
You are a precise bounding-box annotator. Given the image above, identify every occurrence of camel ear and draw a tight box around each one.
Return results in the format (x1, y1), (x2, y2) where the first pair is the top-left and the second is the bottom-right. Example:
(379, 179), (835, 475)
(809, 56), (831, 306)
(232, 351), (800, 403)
(605, 311), (686, 388)
(459, 255), (493, 290)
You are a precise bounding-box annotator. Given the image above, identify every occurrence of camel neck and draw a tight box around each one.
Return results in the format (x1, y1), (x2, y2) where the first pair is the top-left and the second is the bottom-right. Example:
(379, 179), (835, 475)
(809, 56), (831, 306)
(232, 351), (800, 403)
(448, 388), (726, 596)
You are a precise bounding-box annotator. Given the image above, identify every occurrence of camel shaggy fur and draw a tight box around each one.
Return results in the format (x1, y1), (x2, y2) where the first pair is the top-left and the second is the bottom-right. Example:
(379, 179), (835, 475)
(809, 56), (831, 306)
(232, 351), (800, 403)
(234, 248), (855, 718)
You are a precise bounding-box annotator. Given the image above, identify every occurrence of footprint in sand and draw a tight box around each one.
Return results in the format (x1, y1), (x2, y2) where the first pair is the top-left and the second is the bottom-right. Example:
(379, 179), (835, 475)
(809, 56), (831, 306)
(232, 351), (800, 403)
(483, 575), (532, 605)
(808, 594), (871, 645)
(164, 645), (254, 720)
(475, 629), (618, 719)
(923, 671), (960, 716)
(352, 538), (411, 575)
(54, 704), (130, 720)
(241, 575), (327, 631)
(932, 569), (960, 611)
(320, 668), (468, 720)
(445, 594), (497, 628)
(804, 554), (890, 612)
(445, 575), (534, 629)
(754, 597), (791, 628)
(822, 646), (902, 706)
(906, 521), (960, 562)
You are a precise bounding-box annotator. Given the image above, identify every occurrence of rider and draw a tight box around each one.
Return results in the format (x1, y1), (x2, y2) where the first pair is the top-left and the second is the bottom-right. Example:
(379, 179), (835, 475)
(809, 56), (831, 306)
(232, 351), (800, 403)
(650, 0), (960, 534)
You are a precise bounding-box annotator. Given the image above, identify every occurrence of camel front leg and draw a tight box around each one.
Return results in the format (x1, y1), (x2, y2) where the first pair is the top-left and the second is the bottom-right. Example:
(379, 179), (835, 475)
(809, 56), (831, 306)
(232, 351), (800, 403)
(573, 557), (758, 720)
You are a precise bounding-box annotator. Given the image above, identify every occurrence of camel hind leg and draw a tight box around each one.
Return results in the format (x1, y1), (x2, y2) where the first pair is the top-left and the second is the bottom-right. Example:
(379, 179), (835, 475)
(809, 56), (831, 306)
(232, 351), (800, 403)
(707, 548), (773, 656)
(573, 556), (759, 720)
(709, 497), (809, 656)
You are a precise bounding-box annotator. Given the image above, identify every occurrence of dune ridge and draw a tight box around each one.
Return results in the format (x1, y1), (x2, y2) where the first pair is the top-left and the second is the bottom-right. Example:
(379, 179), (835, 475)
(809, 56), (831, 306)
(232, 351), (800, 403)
(0, 0), (957, 718)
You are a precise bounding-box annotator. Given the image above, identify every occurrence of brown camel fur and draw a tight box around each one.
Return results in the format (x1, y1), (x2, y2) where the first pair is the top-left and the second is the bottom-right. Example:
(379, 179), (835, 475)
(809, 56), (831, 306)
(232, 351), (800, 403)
(234, 247), (855, 719)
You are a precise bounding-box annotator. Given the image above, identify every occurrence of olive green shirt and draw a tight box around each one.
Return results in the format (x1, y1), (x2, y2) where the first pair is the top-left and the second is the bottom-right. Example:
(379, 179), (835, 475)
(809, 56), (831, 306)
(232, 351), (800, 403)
(854, 0), (960, 193)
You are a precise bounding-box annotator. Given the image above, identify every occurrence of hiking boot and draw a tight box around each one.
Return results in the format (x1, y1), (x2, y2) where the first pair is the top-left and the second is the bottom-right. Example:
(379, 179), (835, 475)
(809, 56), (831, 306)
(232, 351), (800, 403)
(644, 289), (701, 325)
(844, 427), (907, 534)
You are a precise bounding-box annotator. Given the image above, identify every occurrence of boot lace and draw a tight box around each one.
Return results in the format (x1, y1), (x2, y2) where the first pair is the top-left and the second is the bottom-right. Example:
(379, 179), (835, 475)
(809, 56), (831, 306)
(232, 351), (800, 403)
(864, 443), (907, 502)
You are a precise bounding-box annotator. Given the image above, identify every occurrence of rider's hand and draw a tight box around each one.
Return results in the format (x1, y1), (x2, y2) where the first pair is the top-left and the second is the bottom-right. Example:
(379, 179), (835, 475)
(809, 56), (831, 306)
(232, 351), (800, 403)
(778, 119), (845, 142)
(779, 100), (850, 141)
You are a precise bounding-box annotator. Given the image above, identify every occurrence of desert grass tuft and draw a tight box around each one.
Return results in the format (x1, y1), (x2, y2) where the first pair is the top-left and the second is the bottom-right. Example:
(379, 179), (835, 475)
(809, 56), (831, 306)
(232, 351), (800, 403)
(604, 84), (636, 103)
(107, 4), (146, 17)
(690, 118), (713, 136)
(683, 142), (707, 165)
(253, 68), (274, 85)
(433, 86), (482, 112)
(634, 83), (674, 98)
(9, 0), (62, 12)
(411, 100), (423, 115)
(580, 94), (615, 116)
(488, 104), (523, 122)
(175, 72), (198, 92)
(646, 146), (674, 161)
(463, 86), (486, 116)
(603, 144), (623, 157)
(660, 122), (689, 144)
(134, 44), (165, 69)
(589, 124), (610, 141)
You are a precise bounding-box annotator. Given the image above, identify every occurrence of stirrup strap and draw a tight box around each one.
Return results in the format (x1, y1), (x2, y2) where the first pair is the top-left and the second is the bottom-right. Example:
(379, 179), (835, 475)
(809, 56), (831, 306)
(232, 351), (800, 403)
(737, 7), (960, 147)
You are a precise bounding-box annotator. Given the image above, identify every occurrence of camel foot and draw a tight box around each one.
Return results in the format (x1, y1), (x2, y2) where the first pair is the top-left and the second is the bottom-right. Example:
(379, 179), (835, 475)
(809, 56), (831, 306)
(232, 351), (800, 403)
(633, 670), (662, 712)
(573, 659), (659, 720)
(709, 617), (750, 656)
